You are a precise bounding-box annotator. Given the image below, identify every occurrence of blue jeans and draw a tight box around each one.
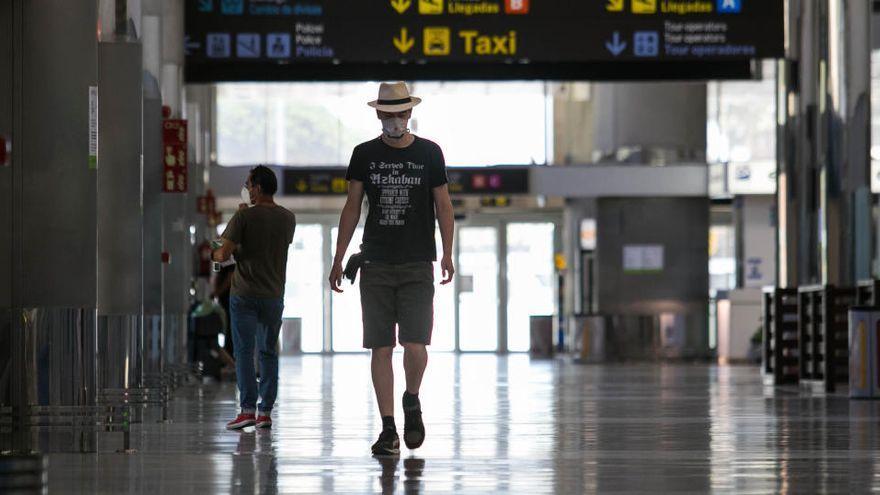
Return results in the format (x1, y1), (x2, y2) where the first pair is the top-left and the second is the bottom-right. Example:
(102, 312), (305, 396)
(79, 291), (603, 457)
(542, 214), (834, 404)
(230, 295), (284, 414)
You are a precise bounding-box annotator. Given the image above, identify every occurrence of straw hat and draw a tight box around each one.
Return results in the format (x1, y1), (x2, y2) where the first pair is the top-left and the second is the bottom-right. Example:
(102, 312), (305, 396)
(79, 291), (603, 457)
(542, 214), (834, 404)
(367, 82), (422, 112)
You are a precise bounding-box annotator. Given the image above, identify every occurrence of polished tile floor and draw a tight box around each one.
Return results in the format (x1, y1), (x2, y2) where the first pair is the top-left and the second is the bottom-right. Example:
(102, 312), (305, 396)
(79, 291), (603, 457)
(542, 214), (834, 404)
(46, 354), (880, 494)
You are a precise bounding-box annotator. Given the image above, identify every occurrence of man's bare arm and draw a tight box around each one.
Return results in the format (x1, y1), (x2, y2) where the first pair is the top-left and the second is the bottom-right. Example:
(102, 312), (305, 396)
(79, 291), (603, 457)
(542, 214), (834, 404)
(330, 180), (365, 292)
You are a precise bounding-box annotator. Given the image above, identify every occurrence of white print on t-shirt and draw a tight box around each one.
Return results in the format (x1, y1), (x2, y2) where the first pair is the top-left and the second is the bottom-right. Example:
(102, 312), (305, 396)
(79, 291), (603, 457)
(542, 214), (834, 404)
(368, 161), (425, 227)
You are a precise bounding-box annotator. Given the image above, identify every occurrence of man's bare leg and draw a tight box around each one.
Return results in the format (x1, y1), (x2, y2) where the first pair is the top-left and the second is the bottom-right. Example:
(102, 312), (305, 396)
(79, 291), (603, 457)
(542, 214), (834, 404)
(371, 346), (395, 417)
(402, 343), (428, 394)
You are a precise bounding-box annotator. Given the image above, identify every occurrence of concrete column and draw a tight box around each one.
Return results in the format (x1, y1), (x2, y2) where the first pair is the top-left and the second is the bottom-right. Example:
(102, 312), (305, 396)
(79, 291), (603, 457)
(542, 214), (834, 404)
(553, 83), (594, 164)
(591, 82), (707, 163)
(777, 0), (822, 288)
(596, 197), (710, 359)
(775, 56), (802, 288)
(143, 73), (164, 385)
(161, 0), (184, 117)
(8, 0), (100, 452)
(96, 41), (144, 404)
(0, 0), (13, 423)
(777, 0), (872, 288)
(559, 82), (709, 359)
(822, 0), (872, 285)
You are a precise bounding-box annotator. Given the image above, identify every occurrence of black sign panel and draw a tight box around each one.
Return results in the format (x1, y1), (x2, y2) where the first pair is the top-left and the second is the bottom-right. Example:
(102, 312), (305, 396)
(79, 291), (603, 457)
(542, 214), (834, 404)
(446, 167), (529, 195)
(283, 168), (349, 195)
(282, 166), (529, 195)
(185, 0), (783, 82)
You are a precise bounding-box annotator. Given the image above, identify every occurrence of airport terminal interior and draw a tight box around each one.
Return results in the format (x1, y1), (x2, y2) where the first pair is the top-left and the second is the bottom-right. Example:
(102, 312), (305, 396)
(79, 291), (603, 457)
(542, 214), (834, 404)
(4, 0), (880, 493)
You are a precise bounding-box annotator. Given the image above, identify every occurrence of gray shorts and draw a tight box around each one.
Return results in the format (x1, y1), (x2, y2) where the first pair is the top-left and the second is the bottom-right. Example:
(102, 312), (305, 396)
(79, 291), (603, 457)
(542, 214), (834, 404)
(359, 261), (434, 349)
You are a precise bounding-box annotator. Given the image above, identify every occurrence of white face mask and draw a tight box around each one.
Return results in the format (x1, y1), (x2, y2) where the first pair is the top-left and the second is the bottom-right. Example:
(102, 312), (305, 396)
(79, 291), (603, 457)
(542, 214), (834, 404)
(240, 186), (250, 206)
(381, 117), (409, 139)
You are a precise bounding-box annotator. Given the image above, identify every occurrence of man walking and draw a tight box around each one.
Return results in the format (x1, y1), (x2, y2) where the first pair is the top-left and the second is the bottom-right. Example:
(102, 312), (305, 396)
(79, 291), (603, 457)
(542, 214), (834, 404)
(330, 82), (455, 455)
(214, 165), (296, 430)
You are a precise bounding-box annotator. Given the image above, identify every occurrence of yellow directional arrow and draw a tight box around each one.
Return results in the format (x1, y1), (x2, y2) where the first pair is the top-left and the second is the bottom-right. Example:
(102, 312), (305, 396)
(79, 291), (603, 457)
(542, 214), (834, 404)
(606, 0), (624, 12)
(393, 28), (415, 54)
(390, 0), (411, 14)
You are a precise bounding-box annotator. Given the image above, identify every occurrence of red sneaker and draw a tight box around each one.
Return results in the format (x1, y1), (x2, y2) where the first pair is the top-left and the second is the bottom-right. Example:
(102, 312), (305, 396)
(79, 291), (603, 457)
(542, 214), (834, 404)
(226, 413), (256, 430)
(255, 415), (272, 429)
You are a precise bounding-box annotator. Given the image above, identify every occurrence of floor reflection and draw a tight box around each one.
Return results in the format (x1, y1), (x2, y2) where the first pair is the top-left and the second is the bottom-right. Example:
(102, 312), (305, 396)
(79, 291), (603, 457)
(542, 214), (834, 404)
(374, 456), (400, 494)
(41, 354), (880, 494)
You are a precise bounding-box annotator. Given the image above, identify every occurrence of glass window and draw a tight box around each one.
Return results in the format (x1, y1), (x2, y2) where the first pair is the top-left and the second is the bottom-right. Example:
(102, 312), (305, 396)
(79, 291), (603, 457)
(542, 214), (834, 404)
(216, 82), (550, 167)
(707, 60), (776, 166)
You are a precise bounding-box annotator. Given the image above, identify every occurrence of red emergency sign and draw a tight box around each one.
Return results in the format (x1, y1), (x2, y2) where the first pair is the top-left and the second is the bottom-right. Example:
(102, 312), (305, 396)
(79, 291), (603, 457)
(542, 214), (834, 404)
(162, 119), (187, 193)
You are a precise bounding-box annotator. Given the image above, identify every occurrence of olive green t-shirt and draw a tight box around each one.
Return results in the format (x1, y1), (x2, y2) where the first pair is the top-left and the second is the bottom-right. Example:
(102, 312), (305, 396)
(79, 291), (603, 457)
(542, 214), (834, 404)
(222, 204), (297, 299)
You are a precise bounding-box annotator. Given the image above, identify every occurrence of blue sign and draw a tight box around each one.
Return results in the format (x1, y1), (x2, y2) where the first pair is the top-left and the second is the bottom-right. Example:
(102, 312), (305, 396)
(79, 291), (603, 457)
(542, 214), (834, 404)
(747, 257), (763, 280)
(633, 31), (659, 57)
(206, 33), (231, 58)
(267, 33), (292, 58)
(220, 0), (244, 15)
(197, 0), (213, 13)
(717, 0), (742, 14)
(236, 33), (261, 58)
(604, 31), (627, 56)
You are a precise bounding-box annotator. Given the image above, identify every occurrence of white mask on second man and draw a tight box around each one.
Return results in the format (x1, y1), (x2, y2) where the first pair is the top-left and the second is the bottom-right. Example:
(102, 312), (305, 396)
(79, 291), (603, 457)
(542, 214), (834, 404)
(381, 117), (408, 139)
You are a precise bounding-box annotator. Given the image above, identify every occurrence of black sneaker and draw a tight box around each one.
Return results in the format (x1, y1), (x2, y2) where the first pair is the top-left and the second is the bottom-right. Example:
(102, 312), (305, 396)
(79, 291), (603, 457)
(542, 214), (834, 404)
(403, 394), (425, 450)
(371, 429), (400, 456)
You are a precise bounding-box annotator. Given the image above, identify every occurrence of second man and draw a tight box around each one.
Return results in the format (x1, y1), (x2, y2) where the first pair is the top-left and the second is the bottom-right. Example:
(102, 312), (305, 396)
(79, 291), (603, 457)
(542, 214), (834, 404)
(330, 82), (455, 456)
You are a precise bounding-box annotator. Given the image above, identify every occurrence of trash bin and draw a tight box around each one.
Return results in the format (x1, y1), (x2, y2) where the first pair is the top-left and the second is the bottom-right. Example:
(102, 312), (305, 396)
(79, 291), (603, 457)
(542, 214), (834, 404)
(281, 318), (302, 355)
(849, 308), (880, 399)
(570, 314), (606, 363)
(529, 315), (554, 358)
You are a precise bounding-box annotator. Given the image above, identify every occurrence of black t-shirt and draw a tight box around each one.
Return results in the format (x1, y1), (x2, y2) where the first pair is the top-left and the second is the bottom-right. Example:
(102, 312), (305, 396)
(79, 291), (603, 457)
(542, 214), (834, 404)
(346, 135), (448, 263)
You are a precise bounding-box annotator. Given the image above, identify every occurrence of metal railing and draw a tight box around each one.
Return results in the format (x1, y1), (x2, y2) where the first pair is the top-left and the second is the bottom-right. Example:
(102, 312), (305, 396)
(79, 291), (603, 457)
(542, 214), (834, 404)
(762, 287), (800, 385)
(798, 285), (856, 393)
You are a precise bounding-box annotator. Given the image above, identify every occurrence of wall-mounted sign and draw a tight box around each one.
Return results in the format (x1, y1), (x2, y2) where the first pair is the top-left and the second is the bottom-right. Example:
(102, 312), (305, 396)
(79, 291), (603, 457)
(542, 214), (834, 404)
(163, 119), (188, 193)
(89, 86), (98, 170)
(282, 166), (529, 195)
(185, 0), (783, 82)
(727, 160), (775, 195)
(580, 218), (596, 251)
(623, 244), (664, 274)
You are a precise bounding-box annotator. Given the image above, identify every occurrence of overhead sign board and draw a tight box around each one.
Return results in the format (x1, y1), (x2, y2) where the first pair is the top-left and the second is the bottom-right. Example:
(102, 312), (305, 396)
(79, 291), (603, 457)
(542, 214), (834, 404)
(282, 166), (529, 195)
(185, 0), (783, 82)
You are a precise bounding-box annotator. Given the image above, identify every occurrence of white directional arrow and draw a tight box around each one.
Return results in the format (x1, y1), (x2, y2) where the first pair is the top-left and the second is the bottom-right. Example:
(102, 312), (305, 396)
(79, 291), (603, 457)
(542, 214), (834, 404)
(605, 31), (627, 56)
(184, 35), (202, 56)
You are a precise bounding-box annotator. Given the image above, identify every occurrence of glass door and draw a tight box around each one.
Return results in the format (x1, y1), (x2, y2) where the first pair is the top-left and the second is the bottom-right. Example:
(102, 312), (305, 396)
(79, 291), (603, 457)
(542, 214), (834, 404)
(281, 217), (558, 354)
(457, 226), (499, 351)
(331, 227), (366, 352)
(329, 226), (455, 352)
(284, 224), (324, 353)
(506, 223), (556, 352)
(432, 228), (456, 351)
